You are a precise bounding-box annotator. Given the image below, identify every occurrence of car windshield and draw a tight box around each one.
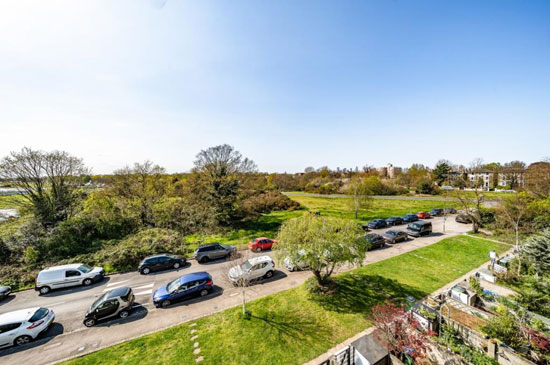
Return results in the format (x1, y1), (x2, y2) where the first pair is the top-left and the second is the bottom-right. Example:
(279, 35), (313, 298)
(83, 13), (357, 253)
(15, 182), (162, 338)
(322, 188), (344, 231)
(91, 293), (108, 311)
(78, 264), (93, 273)
(387, 231), (397, 236)
(29, 307), (49, 322)
(408, 223), (421, 231)
(167, 278), (181, 293)
(240, 261), (252, 271)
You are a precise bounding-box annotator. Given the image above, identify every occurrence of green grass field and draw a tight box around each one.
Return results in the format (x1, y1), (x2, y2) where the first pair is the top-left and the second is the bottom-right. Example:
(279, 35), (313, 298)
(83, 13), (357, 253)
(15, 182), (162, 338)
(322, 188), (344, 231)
(0, 195), (25, 209)
(66, 235), (508, 365)
(290, 195), (462, 222)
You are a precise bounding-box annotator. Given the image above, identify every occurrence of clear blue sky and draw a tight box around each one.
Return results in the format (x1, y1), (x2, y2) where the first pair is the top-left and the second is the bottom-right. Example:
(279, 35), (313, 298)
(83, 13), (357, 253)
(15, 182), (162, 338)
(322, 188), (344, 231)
(1, 0), (548, 173)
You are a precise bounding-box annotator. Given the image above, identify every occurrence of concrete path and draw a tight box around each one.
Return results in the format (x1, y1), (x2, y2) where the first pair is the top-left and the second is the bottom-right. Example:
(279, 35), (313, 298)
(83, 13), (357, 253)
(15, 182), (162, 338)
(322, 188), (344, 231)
(0, 216), (469, 365)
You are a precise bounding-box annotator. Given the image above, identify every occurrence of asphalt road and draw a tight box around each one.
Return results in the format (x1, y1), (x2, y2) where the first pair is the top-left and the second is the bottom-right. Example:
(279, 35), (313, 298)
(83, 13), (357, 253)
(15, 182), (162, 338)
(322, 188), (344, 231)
(0, 215), (471, 364)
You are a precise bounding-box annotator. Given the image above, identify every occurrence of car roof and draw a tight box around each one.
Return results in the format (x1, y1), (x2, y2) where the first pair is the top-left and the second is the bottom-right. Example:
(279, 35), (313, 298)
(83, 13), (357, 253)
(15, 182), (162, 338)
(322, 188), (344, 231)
(180, 271), (211, 284)
(0, 307), (40, 325)
(247, 256), (273, 265)
(254, 237), (270, 240)
(385, 230), (401, 234)
(144, 254), (169, 259)
(198, 243), (221, 248)
(106, 287), (131, 299)
(42, 263), (83, 272)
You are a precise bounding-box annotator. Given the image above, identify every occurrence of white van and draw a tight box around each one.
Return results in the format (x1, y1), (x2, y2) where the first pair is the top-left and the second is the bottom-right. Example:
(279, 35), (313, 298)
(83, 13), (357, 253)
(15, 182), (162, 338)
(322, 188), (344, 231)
(35, 264), (105, 295)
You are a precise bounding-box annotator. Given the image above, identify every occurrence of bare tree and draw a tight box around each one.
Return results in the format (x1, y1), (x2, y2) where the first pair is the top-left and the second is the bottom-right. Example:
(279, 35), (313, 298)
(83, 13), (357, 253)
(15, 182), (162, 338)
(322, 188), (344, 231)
(222, 249), (255, 315)
(194, 144), (256, 178)
(346, 176), (372, 219)
(498, 192), (532, 275)
(0, 147), (89, 226)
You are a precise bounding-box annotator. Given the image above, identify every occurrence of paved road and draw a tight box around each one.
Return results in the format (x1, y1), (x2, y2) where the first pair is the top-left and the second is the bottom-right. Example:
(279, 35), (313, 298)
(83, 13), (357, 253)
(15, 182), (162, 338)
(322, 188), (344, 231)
(283, 191), (499, 207)
(0, 216), (470, 364)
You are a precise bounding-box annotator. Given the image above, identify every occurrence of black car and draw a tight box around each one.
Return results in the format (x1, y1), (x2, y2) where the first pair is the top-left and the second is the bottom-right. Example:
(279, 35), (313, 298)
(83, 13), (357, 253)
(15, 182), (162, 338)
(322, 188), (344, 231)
(365, 233), (386, 250)
(402, 213), (419, 223)
(138, 254), (186, 275)
(381, 230), (408, 244)
(429, 208), (443, 217)
(84, 287), (135, 327)
(443, 207), (457, 214)
(406, 221), (433, 237)
(0, 286), (11, 300)
(367, 219), (387, 229)
(359, 223), (370, 232)
(455, 213), (472, 224)
(385, 216), (403, 226)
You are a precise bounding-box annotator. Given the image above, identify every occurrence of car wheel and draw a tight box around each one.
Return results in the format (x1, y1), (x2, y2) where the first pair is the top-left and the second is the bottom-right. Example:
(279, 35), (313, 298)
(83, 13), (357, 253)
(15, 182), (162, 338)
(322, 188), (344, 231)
(265, 270), (274, 279)
(200, 289), (209, 297)
(83, 278), (93, 286)
(173, 262), (180, 269)
(161, 300), (171, 308)
(201, 256), (210, 263)
(39, 286), (51, 295)
(14, 335), (32, 346)
(255, 247), (262, 252)
(119, 310), (129, 319)
(84, 318), (96, 327)
(141, 267), (151, 275)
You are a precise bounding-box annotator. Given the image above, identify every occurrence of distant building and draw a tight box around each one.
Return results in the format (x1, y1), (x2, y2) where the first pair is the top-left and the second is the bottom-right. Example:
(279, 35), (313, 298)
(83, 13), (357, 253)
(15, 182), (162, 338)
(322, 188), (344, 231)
(498, 172), (525, 188)
(376, 163), (402, 179)
(467, 169), (493, 190)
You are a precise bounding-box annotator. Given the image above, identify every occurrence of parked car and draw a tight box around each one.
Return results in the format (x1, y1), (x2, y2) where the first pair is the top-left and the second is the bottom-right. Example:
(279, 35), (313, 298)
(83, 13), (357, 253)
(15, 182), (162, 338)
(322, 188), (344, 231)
(385, 216), (403, 226)
(283, 249), (310, 272)
(406, 221), (433, 237)
(382, 230), (408, 244)
(194, 243), (236, 263)
(35, 264), (105, 295)
(455, 213), (472, 224)
(83, 287), (135, 327)
(429, 208), (443, 217)
(153, 272), (213, 308)
(228, 256), (275, 285)
(0, 307), (55, 348)
(359, 223), (370, 232)
(367, 219), (387, 229)
(138, 254), (186, 275)
(248, 237), (276, 252)
(0, 286), (11, 301)
(416, 211), (431, 219)
(402, 213), (419, 223)
(365, 233), (386, 250)
(443, 207), (457, 214)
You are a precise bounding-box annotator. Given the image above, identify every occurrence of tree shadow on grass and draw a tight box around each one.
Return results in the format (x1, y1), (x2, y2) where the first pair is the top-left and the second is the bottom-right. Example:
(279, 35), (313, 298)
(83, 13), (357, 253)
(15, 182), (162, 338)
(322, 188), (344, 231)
(249, 309), (332, 345)
(309, 274), (427, 314)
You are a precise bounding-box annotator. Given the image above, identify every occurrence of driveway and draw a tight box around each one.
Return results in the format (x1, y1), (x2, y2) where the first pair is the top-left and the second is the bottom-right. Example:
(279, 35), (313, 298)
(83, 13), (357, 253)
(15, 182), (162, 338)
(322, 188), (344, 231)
(0, 216), (471, 364)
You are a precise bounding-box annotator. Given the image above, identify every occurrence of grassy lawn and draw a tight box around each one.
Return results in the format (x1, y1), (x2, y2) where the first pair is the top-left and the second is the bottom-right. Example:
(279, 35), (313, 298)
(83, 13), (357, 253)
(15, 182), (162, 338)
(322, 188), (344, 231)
(66, 235), (508, 365)
(0, 194), (25, 209)
(290, 195), (462, 222)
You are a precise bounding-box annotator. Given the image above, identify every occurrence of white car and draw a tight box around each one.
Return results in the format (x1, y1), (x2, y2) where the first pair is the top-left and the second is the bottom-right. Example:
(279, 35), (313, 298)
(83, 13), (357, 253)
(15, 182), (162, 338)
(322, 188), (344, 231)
(283, 249), (310, 272)
(228, 256), (275, 285)
(0, 307), (55, 348)
(35, 263), (105, 295)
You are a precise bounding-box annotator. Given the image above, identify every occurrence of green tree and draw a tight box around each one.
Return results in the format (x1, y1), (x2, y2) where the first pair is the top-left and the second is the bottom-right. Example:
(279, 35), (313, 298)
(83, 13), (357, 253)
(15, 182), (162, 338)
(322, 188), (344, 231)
(275, 214), (369, 287)
(192, 144), (257, 225)
(346, 176), (372, 219)
(433, 161), (452, 186)
(522, 229), (550, 276)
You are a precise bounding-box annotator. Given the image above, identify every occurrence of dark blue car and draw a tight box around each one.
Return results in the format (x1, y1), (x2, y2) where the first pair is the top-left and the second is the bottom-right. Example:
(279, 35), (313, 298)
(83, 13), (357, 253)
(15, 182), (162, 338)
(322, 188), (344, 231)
(153, 272), (213, 308)
(367, 219), (387, 229)
(402, 213), (419, 223)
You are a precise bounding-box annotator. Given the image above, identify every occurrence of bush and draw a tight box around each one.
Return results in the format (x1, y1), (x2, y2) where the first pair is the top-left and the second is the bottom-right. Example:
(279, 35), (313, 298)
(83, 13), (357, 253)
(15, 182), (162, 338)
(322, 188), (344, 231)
(84, 228), (188, 272)
(0, 238), (11, 264)
(240, 191), (301, 219)
(24, 246), (39, 266)
(416, 180), (438, 195)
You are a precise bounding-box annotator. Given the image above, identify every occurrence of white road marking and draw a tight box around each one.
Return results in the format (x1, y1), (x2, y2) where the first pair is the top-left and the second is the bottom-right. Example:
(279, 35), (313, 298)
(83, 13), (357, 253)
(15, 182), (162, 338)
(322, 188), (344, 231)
(103, 285), (127, 292)
(133, 283), (154, 290)
(229, 292), (239, 297)
(47, 301), (66, 307)
(134, 289), (153, 296)
(106, 280), (130, 287)
(43, 342), (62, 350)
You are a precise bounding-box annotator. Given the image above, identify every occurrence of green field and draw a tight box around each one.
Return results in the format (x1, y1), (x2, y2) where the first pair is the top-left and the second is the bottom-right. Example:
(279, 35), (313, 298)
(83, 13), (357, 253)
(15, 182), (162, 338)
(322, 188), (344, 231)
(289, 195), (462, 222)
(66, 235), (508, 365)
(0, 194), (25, 209)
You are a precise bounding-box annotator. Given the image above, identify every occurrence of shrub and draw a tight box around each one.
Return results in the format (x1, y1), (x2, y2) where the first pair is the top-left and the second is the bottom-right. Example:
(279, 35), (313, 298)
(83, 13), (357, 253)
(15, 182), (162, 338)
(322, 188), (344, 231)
(24, 246), (39, 266)
(240, 191), (301, 218)
(416, 180), (438, 195)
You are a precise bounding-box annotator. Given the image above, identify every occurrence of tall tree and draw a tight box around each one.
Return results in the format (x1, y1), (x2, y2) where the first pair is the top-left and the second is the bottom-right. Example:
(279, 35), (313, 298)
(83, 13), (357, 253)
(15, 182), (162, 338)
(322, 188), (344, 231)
(522, 229), (550, 276)
(192, 144), (257, 225)
(0, 147), (89, 226)
(433, 160), (452, 186)
(502, 161), (526, 190)
(526, 160), (550, 198)
(276, 214), (368, 287)
(346, 176), (372, 219)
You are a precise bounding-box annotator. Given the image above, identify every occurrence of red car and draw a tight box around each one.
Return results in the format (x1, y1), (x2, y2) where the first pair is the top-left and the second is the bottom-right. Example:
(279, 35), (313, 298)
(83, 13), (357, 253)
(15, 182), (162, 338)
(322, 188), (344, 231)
(248, 237), (276, 252)
(417, 211), (431, 219)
